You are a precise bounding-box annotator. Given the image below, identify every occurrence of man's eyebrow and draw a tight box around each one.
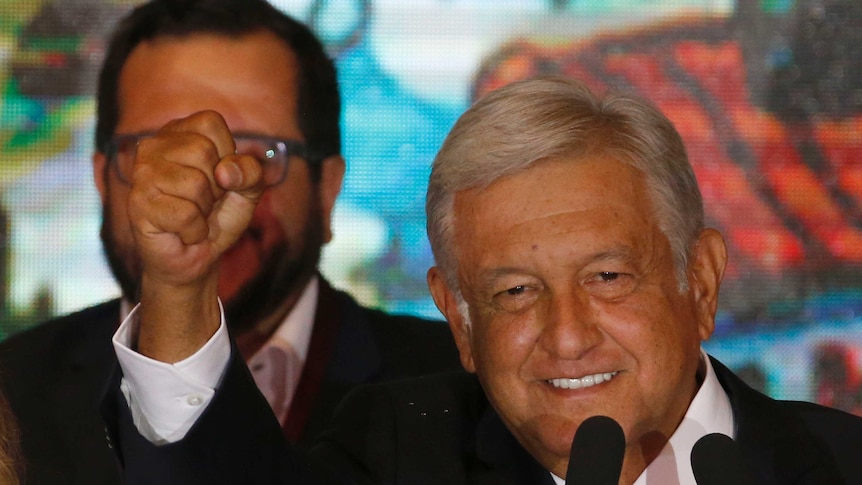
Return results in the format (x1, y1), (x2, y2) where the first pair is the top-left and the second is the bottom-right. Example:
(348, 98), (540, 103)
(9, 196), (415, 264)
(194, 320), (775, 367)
(476, 267), (529, 284)
(587, 247), (638, 264)
(473, 247), (638, 283)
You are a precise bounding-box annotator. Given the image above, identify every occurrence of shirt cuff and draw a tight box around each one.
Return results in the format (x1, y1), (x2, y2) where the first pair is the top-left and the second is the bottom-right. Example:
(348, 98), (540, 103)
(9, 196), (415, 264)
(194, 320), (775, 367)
(112, 299), (231, 444)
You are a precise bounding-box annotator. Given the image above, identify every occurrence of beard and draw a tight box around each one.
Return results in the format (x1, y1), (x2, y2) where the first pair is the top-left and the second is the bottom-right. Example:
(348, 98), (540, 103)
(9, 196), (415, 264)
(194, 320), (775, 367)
(100, 208), (141, 305)
(221, 213), (322, 334)
(100, 194), (324, 335)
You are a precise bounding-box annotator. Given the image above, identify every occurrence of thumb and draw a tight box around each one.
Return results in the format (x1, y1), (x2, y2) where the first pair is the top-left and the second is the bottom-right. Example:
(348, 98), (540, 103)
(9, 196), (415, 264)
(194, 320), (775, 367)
(207, 154), (265, 254)
(214, 154), (265, 202)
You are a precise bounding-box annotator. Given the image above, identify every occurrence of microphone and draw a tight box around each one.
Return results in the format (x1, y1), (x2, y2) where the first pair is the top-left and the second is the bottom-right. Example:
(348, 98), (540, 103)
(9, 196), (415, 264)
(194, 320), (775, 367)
(565, 415), (625, 485)
(691, 433), (755, 485)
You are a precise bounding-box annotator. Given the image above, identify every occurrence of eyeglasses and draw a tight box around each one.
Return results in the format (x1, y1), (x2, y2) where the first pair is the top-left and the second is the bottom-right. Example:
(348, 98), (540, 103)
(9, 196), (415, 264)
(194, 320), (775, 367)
(104, 133), (314, 187)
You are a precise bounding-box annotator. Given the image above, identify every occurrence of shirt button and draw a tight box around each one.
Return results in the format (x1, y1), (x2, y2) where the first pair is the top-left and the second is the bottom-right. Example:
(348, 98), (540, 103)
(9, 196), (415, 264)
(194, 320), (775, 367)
(186, 394), (204, 406)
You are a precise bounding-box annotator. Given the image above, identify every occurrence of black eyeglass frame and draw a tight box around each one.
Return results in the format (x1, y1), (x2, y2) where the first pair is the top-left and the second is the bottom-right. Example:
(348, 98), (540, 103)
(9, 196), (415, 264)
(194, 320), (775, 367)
(103, 132), (317, 187)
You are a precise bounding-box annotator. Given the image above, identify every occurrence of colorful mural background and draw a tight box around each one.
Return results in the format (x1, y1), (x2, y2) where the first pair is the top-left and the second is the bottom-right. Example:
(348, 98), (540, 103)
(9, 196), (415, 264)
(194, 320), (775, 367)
(1, 0), (862, 412)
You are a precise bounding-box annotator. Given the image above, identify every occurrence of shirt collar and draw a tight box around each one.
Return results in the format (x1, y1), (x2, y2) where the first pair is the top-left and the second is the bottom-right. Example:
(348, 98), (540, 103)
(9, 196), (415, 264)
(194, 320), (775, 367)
(264, 276), (318, 363)
(632, 349), (735, 485)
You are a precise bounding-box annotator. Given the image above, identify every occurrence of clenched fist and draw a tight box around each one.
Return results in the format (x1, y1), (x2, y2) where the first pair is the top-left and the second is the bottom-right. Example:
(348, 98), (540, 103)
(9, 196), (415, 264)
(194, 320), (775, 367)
(129, 111), (265, 362)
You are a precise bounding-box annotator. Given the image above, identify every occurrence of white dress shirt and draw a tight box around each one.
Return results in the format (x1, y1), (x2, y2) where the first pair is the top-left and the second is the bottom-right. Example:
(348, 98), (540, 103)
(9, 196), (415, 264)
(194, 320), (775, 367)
(113, 277), (318, 443)
(551, 350), (735, 485)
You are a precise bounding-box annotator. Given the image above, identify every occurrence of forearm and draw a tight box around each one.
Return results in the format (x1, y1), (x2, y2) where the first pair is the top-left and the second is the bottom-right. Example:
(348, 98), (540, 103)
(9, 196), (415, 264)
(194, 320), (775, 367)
(137, 271), (221, 363)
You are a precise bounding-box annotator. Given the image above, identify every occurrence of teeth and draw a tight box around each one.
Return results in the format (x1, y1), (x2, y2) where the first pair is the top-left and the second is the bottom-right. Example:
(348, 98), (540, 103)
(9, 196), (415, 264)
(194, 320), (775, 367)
(548, 371), (618, 390)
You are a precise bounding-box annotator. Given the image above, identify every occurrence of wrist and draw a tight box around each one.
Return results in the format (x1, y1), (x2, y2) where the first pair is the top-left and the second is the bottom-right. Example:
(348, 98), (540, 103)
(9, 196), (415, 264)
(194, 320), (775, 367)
(137, 271), (221, 363)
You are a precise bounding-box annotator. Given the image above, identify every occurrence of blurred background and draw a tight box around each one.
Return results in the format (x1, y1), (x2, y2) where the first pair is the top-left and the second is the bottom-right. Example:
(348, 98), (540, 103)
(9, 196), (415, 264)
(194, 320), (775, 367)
(1, 0), (862, 412)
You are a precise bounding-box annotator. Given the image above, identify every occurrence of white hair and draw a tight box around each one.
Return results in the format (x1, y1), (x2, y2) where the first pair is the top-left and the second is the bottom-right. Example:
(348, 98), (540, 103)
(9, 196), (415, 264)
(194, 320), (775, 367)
(426, 77), (703, 305)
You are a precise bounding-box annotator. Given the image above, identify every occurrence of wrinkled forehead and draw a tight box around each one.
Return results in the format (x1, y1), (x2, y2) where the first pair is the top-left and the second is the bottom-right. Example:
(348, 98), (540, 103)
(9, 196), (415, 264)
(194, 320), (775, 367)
(450, 156), (657, 255)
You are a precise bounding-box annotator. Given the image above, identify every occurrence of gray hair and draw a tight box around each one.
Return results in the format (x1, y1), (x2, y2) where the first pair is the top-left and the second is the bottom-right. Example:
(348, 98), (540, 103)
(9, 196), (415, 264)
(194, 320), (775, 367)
(426, 76), (704, 294)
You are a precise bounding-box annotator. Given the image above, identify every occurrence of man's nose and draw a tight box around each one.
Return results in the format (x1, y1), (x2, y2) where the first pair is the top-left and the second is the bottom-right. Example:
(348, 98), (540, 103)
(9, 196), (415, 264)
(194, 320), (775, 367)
(538, 290), (603, 359)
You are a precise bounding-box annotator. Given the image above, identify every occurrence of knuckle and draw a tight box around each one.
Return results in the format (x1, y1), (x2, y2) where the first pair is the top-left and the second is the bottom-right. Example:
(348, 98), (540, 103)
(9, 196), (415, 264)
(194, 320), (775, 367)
(130, 158), (155, 182)
(162, 198), (200, 229)
(160, 117), (185, 132)
(186, 171), (213, 200)
(195, 110), (227, 130)
(182, 134), (219, 162)
(174, 205), (200, 227)
(186, 111), (230, 143)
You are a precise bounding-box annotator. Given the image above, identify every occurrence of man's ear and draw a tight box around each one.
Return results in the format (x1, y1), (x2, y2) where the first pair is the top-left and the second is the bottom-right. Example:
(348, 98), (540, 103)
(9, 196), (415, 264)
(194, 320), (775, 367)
(93, 152), (109, 205)
(688, 228), (727, 342)
(428, 266), (475, 373)
(317, 155), (345, 244)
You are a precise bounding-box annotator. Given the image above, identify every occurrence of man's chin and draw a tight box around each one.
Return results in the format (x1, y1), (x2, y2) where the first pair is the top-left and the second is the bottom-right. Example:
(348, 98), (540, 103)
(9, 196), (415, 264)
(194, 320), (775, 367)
(520, 413), (584, 461)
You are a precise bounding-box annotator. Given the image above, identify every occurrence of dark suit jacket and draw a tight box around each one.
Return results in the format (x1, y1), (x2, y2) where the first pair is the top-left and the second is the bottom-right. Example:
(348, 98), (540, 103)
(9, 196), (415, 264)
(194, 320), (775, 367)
(107, 353), (862, 484)
(0, 278), (460, 485)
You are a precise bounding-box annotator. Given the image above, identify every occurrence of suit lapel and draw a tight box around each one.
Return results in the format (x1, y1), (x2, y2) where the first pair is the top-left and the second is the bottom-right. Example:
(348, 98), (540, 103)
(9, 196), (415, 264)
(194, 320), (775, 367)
(56, 300), (124, 483)
(712, 357), (845, 485)
(472, 393), (556, 485)
(283, 278), (383, 444)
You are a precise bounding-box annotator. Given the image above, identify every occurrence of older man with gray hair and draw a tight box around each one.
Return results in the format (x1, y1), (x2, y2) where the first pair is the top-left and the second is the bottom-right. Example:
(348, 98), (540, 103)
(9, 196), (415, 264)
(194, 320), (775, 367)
(108, 77), (862, 484)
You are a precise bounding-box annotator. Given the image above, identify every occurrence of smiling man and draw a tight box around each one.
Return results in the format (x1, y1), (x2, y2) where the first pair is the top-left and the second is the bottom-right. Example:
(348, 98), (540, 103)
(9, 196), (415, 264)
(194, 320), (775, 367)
(109, 77), (862, 484)
(429, 157), (717, 482)
(423, 80), (728, 482)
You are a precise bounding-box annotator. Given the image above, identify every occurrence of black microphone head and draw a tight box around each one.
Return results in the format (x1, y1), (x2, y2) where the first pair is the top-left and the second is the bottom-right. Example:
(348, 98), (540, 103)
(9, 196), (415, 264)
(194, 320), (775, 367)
(691, 433), (754, 485)
(565, 415), (626, 485)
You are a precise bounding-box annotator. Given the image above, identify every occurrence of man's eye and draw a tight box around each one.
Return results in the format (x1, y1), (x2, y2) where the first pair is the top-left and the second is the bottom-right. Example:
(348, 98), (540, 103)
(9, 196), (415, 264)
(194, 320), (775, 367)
(505, 286), (526, 296)
(585, 271), (636, 298)
(491, 285), (537, 313)
(598, 272), (619, 282)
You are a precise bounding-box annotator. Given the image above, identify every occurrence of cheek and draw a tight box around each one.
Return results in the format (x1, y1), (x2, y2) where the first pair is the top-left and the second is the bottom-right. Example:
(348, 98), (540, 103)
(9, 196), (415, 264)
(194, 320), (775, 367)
(470, 314), (542, 423)
(254, 178), (316, 242)
(470, 311), (539, 376)
(106, 191), (134, 242)
(251, 192), (296, 243)
(603, 285), (698, 345)
(606, 298), (701, 404)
